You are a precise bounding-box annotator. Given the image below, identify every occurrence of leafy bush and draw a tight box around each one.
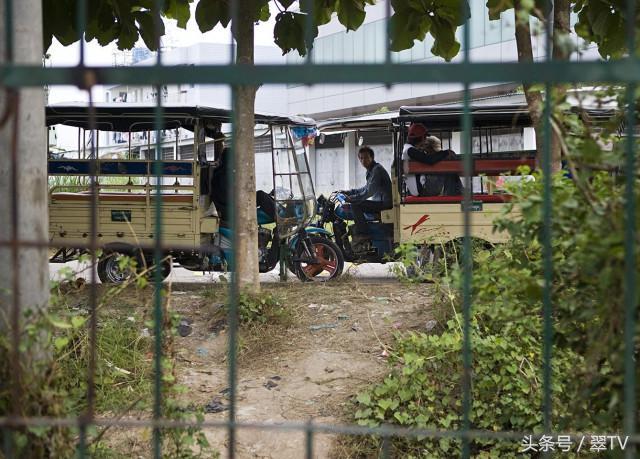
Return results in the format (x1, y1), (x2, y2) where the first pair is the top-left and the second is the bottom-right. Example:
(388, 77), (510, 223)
(351, 95), (640, 457)
(0, 266), (216, 458)
(235, 293), (289, 325)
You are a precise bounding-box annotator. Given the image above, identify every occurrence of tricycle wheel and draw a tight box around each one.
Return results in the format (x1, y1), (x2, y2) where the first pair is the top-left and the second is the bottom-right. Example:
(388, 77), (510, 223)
(97, 250), (172, 284)
(404, 245), (442, 281)
(293, 235), (344, 282)
(139, 252), (173, 282)
(97, 250), (137, 284)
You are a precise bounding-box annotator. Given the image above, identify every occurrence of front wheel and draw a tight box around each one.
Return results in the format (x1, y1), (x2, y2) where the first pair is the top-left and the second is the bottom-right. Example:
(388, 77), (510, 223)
(293, 235), (344, 282)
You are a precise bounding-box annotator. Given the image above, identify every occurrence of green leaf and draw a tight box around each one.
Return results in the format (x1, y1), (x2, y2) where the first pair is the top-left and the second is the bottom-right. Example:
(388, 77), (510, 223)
(257, 3), (271, 22)
(163, 0), (192, 28)
(430, 17), (461, 61)
(274, 11), (317, 56)
(356, 392), (371, 405)
(54, 336), (70, 350)
(71, 316), (87, 329)
(486, 0), (514, 20)
(195, 0), (230, 33)
(378, 398), (393, 411)
(133, 10), (165, 50)
(49, 316), (72, 329)
(336, 0), (367, 31)
(307, 0), (338, 26)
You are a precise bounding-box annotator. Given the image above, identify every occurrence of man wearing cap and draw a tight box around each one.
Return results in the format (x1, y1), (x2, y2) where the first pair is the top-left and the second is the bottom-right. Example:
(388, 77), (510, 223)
(402, 123), (462, 196)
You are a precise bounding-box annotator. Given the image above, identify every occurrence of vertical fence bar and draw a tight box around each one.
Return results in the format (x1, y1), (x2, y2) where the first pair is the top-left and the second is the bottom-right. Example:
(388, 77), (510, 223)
(460, 1), (472, 457)
(304, 420), (314, 459)
(623, 0), (637, 457)
(381, 434), (391, 458)
(5, 1), (20, 450)
(302, 0), (314, 65)
(3, 0), (17, 455)
(227, 1), (241, 453)
(385, 0), (391, 65)
(74, 0), (96, 456)
(79, 87), (99, 459)
(152, 2), (165, 457)
(541, 1), (554, 440)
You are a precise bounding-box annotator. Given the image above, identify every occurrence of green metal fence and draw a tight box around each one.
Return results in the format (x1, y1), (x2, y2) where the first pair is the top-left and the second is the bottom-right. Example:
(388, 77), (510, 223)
(0, 0), (638, 458)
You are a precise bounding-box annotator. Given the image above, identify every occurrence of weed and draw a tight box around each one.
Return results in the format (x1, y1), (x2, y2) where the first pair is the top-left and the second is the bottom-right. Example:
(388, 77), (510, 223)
(1, 258), (217, 457)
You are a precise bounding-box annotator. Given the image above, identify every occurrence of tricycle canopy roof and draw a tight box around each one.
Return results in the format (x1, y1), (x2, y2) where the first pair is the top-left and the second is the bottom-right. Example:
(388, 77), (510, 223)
(46, 103), (315, 132)
(396, 104), (533, 129)
(396, 103), (617, 129)
(317, 111), (397, 134)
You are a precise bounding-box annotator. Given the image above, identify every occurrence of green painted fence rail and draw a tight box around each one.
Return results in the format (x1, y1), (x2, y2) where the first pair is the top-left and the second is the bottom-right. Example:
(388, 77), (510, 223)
(0, 0), (637, 458)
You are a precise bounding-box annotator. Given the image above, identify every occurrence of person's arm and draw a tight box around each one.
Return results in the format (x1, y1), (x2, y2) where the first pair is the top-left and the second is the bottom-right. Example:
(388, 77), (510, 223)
(349, 166), (384, 203)
(343, 184), (365, 197)
(407, 146), (448, 165)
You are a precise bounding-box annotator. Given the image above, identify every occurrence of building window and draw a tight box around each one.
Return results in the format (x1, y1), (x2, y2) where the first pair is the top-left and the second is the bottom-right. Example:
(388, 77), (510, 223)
(180, 144), (194, 160)
(162, 147), (174, 160)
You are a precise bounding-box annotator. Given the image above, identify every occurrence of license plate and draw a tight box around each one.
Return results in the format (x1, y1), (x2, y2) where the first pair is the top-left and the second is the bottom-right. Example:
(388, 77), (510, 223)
(111, 210), (132, 222)
(461, 201), (483, 212)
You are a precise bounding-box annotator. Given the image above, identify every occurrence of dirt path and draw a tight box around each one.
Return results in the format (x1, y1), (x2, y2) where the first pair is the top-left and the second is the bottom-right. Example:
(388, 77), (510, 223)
(170, 280), (435, 459)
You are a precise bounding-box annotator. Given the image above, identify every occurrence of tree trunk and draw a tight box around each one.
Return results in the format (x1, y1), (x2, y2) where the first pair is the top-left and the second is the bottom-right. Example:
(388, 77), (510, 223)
(0, 0), (48, 332)
(232, 0), (260, 294)
(514, 0), (562, 173)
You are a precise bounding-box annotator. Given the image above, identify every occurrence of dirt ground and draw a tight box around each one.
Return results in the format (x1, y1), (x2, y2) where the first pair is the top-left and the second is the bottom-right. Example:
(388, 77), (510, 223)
(166, 279), (437, 459)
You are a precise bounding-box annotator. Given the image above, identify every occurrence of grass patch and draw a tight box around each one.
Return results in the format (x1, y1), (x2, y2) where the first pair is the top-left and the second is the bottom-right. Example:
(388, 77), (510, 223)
(55, 310), (153, 413)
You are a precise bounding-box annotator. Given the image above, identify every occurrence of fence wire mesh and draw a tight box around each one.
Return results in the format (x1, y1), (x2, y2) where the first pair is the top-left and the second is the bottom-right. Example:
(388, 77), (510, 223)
(0, 0), (638, 458)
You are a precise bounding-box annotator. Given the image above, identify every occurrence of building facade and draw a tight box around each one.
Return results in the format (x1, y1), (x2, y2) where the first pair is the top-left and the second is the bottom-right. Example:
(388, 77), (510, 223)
(299, 2), (599, 195)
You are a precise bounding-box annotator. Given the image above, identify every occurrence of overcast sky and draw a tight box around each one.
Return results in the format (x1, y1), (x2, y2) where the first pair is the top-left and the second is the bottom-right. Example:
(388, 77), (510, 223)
(47, 3), (280, 103)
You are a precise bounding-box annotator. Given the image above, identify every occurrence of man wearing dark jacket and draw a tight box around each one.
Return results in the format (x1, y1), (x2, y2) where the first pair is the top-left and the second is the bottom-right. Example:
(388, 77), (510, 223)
(210, 132), (230, 223)
(343, 146), (392, 244)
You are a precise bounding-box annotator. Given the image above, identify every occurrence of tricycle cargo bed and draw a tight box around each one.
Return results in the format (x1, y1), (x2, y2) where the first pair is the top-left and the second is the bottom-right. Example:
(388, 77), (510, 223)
(50, 192), (194, 203)
(49, 192), (214, 248)
(399, 200), (515, 244)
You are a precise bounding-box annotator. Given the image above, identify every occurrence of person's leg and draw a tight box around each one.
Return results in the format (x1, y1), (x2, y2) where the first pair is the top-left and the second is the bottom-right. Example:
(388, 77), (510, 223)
(256, 190), (277, 221)
(350, 201), (387, 236)
(350, 203), (367, 235)
(359, 200), (389, 214)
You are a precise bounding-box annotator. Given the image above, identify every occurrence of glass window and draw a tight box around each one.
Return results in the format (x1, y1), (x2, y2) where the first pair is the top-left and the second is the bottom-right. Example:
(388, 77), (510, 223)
(456, 27), (464, 51)
(500, 10), (516, 43)
(470, 1), (485, 48)
(411, 33), (426, 61)
(353, 28), (364, 63)
(364, 23), (375, 63)
(423, 33), (435, 58)
(374, 20), (386, 63)
(332, 33), (342, 63)
(399, 46), (412, 63)
(485, 11), (502, 45)
(343, 31), (354, 64)
(318, 37), (331, 64)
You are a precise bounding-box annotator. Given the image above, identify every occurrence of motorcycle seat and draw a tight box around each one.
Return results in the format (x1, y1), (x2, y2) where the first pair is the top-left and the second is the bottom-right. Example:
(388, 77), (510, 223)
(335, 204), (380, 222)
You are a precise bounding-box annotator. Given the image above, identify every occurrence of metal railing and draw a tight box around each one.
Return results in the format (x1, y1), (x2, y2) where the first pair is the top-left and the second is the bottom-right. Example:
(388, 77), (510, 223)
(0, 0), (637, 458)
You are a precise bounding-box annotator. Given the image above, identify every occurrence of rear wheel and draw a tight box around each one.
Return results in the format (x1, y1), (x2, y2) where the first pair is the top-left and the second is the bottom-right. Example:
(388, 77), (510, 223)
(97, 250), (172, 284)
(293, 235), (344, 282)
(404, 244), (446, 281)
(97, 251), (136, 284)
